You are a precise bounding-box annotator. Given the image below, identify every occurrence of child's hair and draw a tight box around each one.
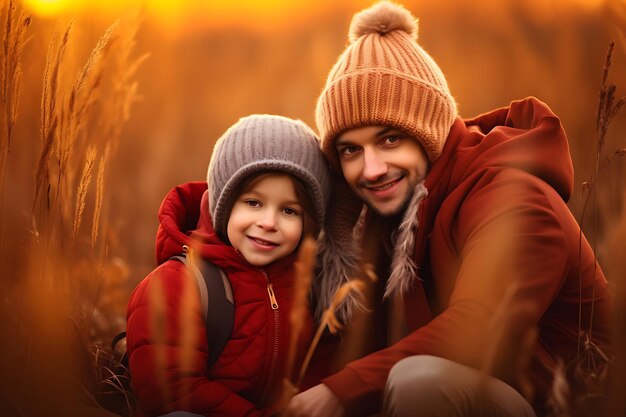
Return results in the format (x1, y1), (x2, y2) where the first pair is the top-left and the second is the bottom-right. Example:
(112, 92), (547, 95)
(207, 114), (331, 241)
(234, 171), (317, 239)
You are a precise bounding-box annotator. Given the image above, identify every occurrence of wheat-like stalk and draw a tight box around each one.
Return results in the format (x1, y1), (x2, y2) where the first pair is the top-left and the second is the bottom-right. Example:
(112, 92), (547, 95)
(274, 238), (317, 412)
(72, 146), (97, 240)
(54, 19), (120, 220)
(33, 23), (71, 222)
(295, 264), (376, 388)
(0, 0), (30, 249)
(0, 0), (30, 177)
(96, 13), (148, 156)
(91, 144), (109, 248)
(88, 14), (147, 253)
(578, 41), (626, 352)
(286, 238), (316, 379)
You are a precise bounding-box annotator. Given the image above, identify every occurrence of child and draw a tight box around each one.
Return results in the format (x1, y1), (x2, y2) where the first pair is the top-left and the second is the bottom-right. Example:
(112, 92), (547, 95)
(126, 115), (331, 417)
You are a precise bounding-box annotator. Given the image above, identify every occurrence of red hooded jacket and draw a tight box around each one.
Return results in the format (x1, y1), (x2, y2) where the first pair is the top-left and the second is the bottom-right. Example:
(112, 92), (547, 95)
(321, 97), (612, 415)
(126, 185), (314, 417)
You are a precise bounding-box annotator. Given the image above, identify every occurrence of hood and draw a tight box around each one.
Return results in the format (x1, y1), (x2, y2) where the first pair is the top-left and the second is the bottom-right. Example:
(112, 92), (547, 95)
(430, 96), (573, 202)
(155, 182), (236, 267)
(386, 96), (574, 297)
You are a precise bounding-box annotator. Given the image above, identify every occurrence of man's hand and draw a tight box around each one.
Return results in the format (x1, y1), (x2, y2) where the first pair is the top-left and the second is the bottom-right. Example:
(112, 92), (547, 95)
(283, 384), (345, 417)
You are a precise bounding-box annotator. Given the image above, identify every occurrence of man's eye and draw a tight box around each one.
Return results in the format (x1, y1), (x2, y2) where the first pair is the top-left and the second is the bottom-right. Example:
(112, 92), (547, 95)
(341, 146), (359, 155)
(385, 136), (400, 144)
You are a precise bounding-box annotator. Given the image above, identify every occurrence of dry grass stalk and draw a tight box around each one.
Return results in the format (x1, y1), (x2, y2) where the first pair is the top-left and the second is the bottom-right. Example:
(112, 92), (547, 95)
(285, 237), (316, 380)
(86, 13), (146, 253)
(596, 42), (626, 150)
(0, 0), (30, 185)
(91, 144), (109, 248)
(275, 237), (317, 412)
(92, 344), (135, 416)
(578, 41), (626, 350)
(84, 14), (145, 253)
(53, 19), (120, 222)
(295, 264), (376, 387)
(565, 40), (625, 417)
(33, 23), (71, 221)
(96, 12), (149, 155)
(72, 146), (97, 240)
(0, 0), (30, 251)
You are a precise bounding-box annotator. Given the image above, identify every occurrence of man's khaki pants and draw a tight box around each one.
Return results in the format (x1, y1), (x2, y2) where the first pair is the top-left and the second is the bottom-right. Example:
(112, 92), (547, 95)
(383, 355), (537, 417)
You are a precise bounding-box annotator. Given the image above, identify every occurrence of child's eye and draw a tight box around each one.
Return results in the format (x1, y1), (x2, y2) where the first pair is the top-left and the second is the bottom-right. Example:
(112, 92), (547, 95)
(245, 199), (260, 208)
(283, 208), (299, 216)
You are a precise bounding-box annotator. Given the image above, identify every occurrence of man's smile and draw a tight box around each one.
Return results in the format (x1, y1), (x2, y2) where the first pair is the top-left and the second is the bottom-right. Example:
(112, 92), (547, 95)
(364, 175), (405, 192)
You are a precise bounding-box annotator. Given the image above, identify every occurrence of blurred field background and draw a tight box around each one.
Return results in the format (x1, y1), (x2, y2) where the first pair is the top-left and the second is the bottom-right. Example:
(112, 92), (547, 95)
(1, 0), (625, 415)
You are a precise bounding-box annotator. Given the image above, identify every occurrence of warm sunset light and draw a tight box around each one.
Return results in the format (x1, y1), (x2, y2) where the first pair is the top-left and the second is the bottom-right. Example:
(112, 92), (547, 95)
(21, 0), (71, 17)
(19, 0), (343, 32)
(19, 0), (611, 24)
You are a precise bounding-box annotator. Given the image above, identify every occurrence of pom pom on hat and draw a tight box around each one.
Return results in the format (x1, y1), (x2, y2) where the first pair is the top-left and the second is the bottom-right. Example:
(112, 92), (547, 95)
(349, 1), (418, 42)
(316, 0), (457, 166)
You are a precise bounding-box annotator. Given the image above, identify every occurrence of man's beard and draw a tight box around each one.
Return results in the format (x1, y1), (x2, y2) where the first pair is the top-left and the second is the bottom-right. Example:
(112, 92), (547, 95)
(357, 170), (415, 217)
(361, 186), (414, 217)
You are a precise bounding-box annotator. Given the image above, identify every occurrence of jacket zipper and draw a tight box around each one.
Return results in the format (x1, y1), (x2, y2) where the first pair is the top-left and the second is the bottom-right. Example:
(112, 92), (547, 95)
(267, 283), (279, 310)
(231, 249), (281, 404)
(260, 270), (280, 404)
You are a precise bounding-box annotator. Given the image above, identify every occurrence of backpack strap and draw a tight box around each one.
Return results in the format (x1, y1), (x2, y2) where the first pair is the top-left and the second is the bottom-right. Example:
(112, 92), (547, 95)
(170, 252), (235, 369)
(111, 331), (129, 369)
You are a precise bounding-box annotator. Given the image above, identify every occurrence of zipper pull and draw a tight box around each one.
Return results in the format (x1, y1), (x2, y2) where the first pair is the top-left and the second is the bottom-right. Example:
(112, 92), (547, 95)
(267, 283), (279, 310)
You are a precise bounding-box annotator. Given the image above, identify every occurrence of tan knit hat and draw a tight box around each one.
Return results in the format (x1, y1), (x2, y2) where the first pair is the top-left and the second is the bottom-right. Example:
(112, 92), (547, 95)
(315, 1), (457, 169)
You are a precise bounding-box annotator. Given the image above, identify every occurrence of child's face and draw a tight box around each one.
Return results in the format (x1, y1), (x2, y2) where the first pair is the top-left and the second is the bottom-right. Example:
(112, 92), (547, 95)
(227, 174), (304, 266)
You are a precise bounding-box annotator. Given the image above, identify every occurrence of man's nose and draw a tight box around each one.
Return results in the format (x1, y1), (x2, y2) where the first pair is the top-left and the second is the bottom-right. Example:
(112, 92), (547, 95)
(362, 148), (388, 181)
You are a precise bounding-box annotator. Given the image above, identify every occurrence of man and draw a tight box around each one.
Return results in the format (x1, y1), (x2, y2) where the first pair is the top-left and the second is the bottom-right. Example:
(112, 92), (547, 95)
(285, 2), (612, 417)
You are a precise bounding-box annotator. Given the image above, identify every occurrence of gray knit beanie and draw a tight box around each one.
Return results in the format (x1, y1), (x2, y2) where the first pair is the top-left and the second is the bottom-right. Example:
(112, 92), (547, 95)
(207, 114), (331, 239)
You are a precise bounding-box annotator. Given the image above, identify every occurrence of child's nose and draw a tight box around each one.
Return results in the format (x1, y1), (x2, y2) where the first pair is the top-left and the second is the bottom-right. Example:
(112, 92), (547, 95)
(256, 210), (278, 231)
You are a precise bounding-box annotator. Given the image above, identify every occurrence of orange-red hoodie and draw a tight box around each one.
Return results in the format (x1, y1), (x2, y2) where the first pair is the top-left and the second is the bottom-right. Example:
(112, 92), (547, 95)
(321, 97), (612, 415)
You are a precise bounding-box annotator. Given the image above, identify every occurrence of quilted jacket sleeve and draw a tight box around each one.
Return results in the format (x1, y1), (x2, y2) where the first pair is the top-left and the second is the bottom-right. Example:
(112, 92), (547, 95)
(126, 262), (268, 417)
(322, 169), (572, 415)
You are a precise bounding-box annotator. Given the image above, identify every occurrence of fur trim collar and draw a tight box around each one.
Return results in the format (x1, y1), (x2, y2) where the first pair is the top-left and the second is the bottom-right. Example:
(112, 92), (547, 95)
(314, 181), (427, 322)
(385, 181), (427, 298)
(313, 228), (362, 322)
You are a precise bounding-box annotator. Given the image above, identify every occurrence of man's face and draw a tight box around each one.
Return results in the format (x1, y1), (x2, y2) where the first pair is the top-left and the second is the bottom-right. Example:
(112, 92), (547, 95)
(335, 125), (429, 216)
